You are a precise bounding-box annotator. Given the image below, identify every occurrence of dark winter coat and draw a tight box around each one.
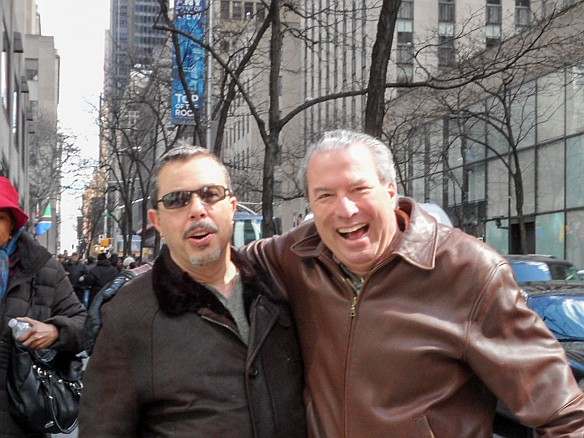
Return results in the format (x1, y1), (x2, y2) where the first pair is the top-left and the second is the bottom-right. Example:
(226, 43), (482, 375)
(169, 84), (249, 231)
(81, 258), (119, 306)
(64, 260), (88, 296)
(0, 232), (87, 437)
(79, 245), (306, 437)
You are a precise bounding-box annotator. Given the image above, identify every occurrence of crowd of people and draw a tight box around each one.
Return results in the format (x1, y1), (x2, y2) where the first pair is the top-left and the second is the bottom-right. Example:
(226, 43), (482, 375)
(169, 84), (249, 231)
(2, 130), (584, 437)
(55, 251), (143, 308)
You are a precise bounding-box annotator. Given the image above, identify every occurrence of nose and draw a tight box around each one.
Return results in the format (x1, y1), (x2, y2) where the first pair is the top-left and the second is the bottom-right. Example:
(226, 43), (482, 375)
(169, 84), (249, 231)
(187, 193), (207, 218)
(336, 195), (359, 217)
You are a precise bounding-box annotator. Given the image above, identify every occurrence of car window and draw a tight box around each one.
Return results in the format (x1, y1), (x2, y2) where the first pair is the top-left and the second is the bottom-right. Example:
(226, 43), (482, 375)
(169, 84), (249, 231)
(510, 262), (552, 282)
(510, 260), (584, 282)
(528, 295), (584, 340)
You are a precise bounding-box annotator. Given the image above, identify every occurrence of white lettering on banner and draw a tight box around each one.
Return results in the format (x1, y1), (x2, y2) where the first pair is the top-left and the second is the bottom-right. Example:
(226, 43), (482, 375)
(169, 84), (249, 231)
(174, 108), (194, 117)
(174, 93), (200, 104)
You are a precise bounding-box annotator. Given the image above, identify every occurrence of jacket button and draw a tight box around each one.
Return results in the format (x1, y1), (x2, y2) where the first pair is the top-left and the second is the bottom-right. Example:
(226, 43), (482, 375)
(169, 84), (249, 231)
(248, 367), (259, 378)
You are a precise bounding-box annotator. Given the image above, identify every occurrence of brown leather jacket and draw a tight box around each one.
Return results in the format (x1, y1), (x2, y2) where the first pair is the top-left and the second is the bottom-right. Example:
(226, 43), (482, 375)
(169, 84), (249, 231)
(241, 198), (584, 438)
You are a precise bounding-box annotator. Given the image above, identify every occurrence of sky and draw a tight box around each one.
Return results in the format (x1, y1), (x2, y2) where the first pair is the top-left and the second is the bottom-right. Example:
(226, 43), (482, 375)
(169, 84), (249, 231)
(35, 0), (110, 252)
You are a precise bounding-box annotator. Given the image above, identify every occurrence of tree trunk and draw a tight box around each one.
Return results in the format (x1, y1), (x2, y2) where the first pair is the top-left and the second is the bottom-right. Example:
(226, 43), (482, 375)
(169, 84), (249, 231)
(364, 0), (401, 137)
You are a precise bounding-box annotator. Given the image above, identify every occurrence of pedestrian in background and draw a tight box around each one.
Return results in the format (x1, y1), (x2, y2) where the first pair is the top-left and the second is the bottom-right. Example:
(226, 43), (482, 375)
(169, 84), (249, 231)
(109, 253), (122, 272)
(241, 130), (584, 437)
(85, 255), (96, 270)
(64, 251), (88, 304)
(0, 176), (86, 437)
(122, 256), (136, 270)
(79, 253), (118, 308)
(79, 144), (306, 437)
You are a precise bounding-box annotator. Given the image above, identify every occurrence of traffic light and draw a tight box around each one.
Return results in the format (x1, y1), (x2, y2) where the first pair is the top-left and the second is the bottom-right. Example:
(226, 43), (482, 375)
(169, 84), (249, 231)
(100, 238), (111, 248)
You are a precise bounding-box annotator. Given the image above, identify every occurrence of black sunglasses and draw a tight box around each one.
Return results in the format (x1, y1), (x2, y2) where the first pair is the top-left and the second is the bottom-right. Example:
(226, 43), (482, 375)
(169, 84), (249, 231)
(156, 185), (231, 210)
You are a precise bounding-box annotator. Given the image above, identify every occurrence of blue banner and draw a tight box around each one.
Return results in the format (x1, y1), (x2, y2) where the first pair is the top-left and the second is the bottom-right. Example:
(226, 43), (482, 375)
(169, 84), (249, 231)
(171, 0), (206, 125)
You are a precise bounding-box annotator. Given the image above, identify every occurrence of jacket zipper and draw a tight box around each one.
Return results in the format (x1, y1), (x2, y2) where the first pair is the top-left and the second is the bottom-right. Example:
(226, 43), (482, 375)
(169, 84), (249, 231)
(320, 255), (396, 438)
(350, 295), (358, 317)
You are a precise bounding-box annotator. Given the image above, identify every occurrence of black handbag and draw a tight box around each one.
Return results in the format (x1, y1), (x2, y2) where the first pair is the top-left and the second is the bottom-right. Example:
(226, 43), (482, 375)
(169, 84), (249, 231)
(6, 280), (84, 434)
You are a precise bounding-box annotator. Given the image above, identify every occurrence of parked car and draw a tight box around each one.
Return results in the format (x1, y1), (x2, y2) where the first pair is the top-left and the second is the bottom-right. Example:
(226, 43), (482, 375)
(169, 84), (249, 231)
(494, 255), (584, 436)
(505, 254), (584, 282)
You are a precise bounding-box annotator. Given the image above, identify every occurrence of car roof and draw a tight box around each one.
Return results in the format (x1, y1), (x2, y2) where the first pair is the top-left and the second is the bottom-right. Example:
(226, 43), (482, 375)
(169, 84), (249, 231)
(519, 281), (584, 296)
(505, 254), (575, 266)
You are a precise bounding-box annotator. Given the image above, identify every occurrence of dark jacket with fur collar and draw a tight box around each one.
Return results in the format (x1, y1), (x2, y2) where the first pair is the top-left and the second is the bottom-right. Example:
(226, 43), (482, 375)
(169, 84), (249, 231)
(79, 245), (306, 438)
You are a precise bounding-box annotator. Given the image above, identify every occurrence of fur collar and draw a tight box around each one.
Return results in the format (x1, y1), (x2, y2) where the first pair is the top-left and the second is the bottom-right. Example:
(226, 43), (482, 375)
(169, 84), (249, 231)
(152, 245), (280, 318)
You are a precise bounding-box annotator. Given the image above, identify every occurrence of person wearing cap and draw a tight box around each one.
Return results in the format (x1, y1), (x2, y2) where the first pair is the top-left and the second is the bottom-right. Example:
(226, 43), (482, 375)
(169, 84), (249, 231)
(0, 176), (87, 436)
(122, 256), (136, 270)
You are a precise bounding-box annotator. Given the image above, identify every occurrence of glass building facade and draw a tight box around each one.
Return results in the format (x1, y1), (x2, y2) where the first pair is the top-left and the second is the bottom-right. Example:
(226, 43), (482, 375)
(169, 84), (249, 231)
(399, 63), (584, 267)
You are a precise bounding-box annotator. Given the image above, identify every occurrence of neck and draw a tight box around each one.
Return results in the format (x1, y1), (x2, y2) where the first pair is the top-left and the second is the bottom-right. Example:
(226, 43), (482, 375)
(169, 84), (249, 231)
(183, 255), (238, 299)
(204, 260), (238, 298)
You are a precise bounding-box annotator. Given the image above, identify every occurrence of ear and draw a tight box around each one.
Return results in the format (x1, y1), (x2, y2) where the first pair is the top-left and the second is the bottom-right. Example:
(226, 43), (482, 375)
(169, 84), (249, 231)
(230, 196), (238, 217)
(148, 208), (163, 237)
(388, 181), (398, 199)
(387, 181), (398, 209)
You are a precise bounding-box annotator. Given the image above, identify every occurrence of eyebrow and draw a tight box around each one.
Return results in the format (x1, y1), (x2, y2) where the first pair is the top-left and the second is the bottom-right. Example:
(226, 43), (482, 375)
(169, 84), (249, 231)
(311, 178), (371, 195)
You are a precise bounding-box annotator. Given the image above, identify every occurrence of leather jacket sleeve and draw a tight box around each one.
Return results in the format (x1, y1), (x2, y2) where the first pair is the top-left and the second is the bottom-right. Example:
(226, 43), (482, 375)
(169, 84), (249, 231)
(465, 261), (584, 436)
(84, 264), (153, 354)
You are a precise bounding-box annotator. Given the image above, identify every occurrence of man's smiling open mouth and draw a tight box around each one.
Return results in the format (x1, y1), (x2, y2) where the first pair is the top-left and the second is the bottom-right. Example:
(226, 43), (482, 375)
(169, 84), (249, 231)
(338, 223), (369, 240)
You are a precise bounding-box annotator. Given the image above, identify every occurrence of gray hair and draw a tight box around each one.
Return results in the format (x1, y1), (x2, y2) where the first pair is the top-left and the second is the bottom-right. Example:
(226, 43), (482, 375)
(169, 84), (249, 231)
(150, 141), (232, 208)
(298, 130), (397, 197)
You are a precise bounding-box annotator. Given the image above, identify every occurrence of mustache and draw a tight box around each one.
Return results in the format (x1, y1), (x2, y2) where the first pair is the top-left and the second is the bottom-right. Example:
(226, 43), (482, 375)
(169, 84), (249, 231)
(183, 220), (219, 239)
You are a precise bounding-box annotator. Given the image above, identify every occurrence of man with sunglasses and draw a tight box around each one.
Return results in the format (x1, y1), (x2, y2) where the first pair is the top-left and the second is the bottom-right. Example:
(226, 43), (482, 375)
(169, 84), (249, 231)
(79, 144), (306, 437)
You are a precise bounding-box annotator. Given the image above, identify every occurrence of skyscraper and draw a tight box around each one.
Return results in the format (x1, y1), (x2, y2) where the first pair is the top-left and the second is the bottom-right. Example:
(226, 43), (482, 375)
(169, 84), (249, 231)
(105, 0), (167, 98)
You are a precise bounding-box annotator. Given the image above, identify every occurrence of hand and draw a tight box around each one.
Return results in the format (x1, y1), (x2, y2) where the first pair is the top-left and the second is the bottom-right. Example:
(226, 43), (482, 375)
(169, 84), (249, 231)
(16, 317), (60, 350)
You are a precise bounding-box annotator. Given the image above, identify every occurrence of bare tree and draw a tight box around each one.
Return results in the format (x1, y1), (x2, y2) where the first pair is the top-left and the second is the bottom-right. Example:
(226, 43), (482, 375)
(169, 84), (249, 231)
(152, 0), (584, 238)
(384, 4), (584, 252)
(29, 114), (90, 227)
(99, 45), (183, 258)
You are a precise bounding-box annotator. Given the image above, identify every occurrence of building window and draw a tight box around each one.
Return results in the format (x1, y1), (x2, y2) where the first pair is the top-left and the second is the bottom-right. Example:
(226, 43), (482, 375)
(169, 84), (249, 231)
(398, 0), (414, 19)
(566, 64), (584, 136)
(537, 141), (565, 212)
(537, 71), (565, 142)
(536, 212), (564, 258)
(486, 0), (502, 47)
(486, 0), (502, 23)
(396, 64), (414, 83)
(256, 2), (265, 21)
(232, 1), (243, 20)
(221, 1), (230, 19)
(438, 36), (455, 67)
(244, 2), (254, 19)
(25, 58), (39, 81)
(397, 31), (414, 65)
(566, 210), (584, 268)
(439, 0), (455, 23)
(515, 0), (531, 31)
(439, 0), (455, 36)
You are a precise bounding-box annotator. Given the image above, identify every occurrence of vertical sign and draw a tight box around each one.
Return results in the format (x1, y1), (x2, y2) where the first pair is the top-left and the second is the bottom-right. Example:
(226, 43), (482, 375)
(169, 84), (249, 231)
(172, 0), (206, 125)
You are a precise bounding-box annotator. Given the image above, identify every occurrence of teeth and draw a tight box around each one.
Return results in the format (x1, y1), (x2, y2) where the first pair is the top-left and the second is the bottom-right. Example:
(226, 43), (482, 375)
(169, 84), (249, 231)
(193, 231), (209, 237)
(338, 224), (366, 234)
